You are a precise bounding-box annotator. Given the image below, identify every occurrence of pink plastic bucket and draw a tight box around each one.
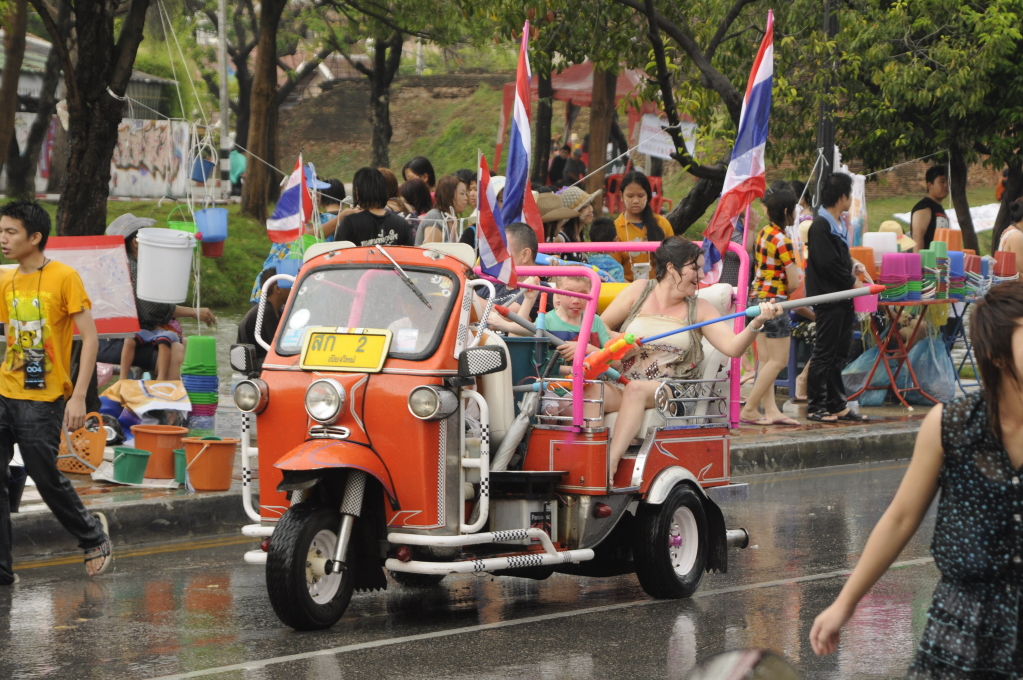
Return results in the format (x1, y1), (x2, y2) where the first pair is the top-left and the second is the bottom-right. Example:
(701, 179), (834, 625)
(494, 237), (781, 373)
(854, 294), (879, 313)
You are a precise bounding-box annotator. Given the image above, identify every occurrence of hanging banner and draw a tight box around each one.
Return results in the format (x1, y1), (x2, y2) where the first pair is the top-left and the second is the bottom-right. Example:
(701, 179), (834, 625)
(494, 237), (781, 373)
(637, 114), (696, 160)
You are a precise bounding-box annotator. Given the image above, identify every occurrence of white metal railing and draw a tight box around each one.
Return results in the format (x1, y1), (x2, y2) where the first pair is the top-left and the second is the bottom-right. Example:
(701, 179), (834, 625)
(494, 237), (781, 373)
(460, 389), (490, 533)
(654, 379), (729, 426)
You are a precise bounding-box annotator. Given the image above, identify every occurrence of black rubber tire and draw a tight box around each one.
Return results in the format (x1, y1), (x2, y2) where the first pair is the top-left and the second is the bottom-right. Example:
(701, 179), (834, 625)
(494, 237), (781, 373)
(388, 570), (446, 588)
(632, 484), (708, 599)
(266, 503), (356, 630)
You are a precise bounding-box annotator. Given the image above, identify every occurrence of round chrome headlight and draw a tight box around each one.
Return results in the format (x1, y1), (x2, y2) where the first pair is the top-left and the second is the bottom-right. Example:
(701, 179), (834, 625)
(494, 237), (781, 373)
(408, 385), (458, 420)
(305, 378), (346, 424)
(233, 379), (268, 414)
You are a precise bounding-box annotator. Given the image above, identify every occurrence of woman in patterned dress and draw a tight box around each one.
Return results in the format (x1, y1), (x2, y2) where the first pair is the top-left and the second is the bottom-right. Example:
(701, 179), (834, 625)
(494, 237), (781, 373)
(595, 236), (782, 484)
(811, 283), (1023, 677)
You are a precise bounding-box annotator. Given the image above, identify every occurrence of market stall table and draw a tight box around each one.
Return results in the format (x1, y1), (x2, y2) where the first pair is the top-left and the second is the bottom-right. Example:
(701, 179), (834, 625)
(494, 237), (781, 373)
(848, 299), (953, 409)
(942, 298), (981, 395)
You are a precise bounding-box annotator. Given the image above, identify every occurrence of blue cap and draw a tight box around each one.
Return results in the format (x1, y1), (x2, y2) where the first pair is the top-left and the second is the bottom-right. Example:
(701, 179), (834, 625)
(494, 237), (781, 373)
(304, 164), (330, 190)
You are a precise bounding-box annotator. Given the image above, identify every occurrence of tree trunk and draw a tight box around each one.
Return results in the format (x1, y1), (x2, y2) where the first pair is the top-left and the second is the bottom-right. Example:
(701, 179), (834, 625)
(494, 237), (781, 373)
(586, 68), (617, 194)
(992, 163), (1023, 254)
(42, 0), (151, 236)
(947, 142), (978, 253)
(6, 6), (63, 200)
(241, 0), (288, 220)
(47, 120), (66, 193)
(0, 0), (28, 185)
(234, 61), (253, 150)
(367, 32), (402, 169)
(666, 171), (726, 236)
(564, 102), (582, 145)
(531, 69), (553, 184)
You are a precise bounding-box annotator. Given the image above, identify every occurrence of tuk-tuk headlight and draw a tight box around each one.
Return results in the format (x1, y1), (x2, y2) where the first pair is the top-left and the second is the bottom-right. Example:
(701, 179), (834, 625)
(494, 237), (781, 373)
(408, 386), (458, 420)
(233, 379), (268, 414)
(305, 379), (346, 425)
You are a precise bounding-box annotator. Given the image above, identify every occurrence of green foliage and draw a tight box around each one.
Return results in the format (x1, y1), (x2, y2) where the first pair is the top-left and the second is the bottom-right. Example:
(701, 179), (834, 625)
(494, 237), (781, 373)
(398, 43), (517, 75)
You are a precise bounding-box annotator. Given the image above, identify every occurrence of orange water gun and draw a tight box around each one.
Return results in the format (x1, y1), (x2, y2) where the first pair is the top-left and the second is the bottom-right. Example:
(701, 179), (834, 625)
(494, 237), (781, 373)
(582, 334), (636, 382)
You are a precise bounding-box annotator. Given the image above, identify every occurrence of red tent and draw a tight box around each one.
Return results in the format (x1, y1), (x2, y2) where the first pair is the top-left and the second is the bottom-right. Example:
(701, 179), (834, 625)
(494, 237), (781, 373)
(494, 62), (659, 167)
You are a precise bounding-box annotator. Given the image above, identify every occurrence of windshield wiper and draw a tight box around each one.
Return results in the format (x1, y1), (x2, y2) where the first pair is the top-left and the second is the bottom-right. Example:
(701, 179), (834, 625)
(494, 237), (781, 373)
(376, 245), (432, 309)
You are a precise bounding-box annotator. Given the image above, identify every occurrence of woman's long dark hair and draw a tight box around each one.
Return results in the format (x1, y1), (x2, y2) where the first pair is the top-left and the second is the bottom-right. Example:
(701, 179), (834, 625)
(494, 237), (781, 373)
(972, 282), (1023, 439)
(993, 197), (1023, 253)
(653, 235), (702, 283)
(620, 171), (665, 242)
(402, 156), (436, 189)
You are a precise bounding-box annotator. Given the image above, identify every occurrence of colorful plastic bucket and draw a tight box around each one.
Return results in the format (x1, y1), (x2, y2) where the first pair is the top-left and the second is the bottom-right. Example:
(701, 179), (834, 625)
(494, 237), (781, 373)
(182, 436), (239, 491)
(112, 447), (151, 485)
(130, 424), (189, 479)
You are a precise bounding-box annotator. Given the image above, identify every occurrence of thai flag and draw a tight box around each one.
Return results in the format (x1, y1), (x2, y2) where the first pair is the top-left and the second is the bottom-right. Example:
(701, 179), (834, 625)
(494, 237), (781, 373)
(478, 153), (516, 287)
(266, 156), (311, 244)
(499, 23), (532, 230)
(701, 11), (773, 282)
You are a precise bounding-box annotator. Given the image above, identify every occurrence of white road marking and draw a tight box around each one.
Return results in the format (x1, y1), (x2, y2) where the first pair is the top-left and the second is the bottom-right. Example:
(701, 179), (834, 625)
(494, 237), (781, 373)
(147, 557), (935, 679)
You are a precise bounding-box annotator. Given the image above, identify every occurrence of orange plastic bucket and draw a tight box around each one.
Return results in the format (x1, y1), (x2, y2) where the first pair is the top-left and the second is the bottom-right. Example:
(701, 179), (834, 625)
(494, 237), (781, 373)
(182, 437), (239, 491)
(131, 424), (189, 479)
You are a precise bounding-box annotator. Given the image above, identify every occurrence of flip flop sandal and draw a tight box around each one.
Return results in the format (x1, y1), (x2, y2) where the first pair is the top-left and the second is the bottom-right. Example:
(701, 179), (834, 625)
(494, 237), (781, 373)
(740, 417), (771, 426)
(834, 411), (869, 422)
(770, 417), (802, 426)
(807, 411), (838, 423)
(85, 512), (112, 577)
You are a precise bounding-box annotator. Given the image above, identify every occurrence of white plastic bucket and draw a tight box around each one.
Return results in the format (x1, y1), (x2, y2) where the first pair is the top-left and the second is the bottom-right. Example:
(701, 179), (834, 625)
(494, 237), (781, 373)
(136, 228), (196, 303)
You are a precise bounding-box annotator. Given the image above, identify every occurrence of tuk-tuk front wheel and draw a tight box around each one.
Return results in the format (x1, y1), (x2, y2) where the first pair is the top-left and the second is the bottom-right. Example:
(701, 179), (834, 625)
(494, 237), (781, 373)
(266, 503), (356, 630)
(633, 484), (707, 599)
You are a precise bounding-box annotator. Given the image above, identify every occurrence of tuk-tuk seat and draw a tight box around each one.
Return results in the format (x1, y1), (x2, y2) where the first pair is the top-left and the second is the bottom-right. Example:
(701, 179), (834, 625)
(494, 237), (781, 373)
(303, 240), (357, 262)
(419, 242), (476, 268)
(475, 332), (516, 450)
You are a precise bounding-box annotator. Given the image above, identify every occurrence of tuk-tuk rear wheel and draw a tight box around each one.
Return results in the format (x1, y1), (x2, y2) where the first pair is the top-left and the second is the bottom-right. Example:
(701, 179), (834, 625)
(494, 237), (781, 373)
(632, 484), (708, 599)
(266, 503), (356, 630)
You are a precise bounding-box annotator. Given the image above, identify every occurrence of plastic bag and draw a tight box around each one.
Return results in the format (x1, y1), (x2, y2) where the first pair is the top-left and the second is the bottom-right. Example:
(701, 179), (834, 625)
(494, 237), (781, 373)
(842, 347), (889, 406)
(897, 335), (956, 405)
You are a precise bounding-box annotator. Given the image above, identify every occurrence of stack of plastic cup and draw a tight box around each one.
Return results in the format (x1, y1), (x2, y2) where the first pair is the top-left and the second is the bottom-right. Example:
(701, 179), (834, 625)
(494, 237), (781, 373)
(933, 241), (950, 299)
(994, 251), (1020, 284)
(903, 252), (922, 301)
(181, 336), (218, 437)
(850, 246), (877, 282)
(920, 249), (937, 299)
(934, 228), (964, 252)
(964, 254), (983, 298)
(879, 253), (909, 302)
(948, 251), (966, 300)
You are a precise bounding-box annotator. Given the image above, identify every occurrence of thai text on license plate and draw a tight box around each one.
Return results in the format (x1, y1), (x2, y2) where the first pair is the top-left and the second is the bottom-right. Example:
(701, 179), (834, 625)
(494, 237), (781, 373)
(300, 328), (392, 372)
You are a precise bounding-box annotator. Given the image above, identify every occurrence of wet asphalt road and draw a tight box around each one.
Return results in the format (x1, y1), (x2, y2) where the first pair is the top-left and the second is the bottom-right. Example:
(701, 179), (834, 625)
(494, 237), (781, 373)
(1, 461), (938, 679)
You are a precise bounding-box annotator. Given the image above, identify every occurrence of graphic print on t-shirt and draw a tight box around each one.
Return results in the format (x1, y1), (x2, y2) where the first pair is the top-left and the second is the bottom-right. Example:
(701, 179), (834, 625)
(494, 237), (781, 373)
(5, 292), (54, 376)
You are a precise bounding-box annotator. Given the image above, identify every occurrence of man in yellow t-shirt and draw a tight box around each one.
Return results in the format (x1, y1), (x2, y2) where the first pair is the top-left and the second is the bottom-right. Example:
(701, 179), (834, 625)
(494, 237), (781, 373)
(0, 201), (110, 586)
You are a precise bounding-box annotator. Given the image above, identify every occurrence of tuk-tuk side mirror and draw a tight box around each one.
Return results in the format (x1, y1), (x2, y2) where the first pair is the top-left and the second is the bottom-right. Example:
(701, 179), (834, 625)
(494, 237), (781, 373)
(457, 345), (507, 378)
(231, 343), (259, 378)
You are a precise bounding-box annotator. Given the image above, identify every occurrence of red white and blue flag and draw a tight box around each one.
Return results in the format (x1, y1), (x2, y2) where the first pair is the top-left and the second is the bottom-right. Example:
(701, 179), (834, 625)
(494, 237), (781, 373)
(500, 23), (532, 230)
(701, 11), (773, 282)
(478, 153), (516, 287)
(266, 156), (312, 244)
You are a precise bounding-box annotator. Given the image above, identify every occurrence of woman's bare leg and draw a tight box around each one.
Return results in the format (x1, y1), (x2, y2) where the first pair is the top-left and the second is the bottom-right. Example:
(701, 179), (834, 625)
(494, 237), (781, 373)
(155, 344), (171, 380)
(741, 335), (792, 423)
(167, 342), (184, 380)
(607, 380), (660, 483)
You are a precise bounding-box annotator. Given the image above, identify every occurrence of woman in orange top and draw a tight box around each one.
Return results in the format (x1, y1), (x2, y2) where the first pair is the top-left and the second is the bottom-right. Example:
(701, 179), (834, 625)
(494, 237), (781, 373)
(611, 171), (674, 281)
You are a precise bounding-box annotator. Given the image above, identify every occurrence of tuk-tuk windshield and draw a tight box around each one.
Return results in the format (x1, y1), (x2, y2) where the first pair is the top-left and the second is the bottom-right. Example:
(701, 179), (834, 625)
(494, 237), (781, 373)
(276, 266), (458, 359)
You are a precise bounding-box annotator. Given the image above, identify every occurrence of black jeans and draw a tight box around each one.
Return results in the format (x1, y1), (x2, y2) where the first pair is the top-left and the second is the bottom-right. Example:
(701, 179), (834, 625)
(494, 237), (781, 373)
(808, 301), (855, 415)
(0, 396), (105, 585)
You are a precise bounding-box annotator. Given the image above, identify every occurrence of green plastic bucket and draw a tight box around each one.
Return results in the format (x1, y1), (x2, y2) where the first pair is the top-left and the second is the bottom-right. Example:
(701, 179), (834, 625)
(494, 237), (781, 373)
(183, 336), (217, 369)
(174, 448), (186, 484)
(167, 205), (196, 234)
(113, 447), (151, 485)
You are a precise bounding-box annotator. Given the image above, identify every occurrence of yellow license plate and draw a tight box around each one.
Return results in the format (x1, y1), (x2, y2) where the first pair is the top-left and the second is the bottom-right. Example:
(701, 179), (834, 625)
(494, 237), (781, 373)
(299, 328), (392, 372)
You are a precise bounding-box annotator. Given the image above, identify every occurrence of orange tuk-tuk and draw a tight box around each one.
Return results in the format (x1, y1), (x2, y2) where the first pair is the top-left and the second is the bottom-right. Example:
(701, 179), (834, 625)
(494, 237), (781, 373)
(230, 240), (750, 630)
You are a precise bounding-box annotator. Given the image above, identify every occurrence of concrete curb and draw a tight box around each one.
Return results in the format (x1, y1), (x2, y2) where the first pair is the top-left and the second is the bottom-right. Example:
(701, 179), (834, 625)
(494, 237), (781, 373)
(730, 421), (920, 474)
(12, 421), (921, 559)
(12, 488), (251, 559)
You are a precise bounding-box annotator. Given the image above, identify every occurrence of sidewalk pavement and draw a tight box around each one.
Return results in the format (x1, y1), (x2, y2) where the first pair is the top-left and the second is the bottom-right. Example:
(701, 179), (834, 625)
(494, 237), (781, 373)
(10, 400), (928, 559)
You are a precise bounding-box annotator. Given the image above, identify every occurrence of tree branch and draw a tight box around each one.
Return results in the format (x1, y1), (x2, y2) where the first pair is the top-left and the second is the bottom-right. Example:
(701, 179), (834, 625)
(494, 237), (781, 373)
(27, 0), (77, 105)
(643, 0), (726, 181)
(706, 0), (759, 59)
(275, 45), (335, 106)
(613, 0), (741, 125)
(328, 0), (431, 40)
(110, 0), (151, 93)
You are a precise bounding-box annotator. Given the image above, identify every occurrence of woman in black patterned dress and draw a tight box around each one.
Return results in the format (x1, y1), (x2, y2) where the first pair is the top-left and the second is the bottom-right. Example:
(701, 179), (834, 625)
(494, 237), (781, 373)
(811, 282), (1023, 677)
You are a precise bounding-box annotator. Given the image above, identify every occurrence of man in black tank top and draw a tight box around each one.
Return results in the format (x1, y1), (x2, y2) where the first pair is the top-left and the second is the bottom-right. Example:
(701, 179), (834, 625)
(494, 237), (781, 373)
(910, 165), (949, 251)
